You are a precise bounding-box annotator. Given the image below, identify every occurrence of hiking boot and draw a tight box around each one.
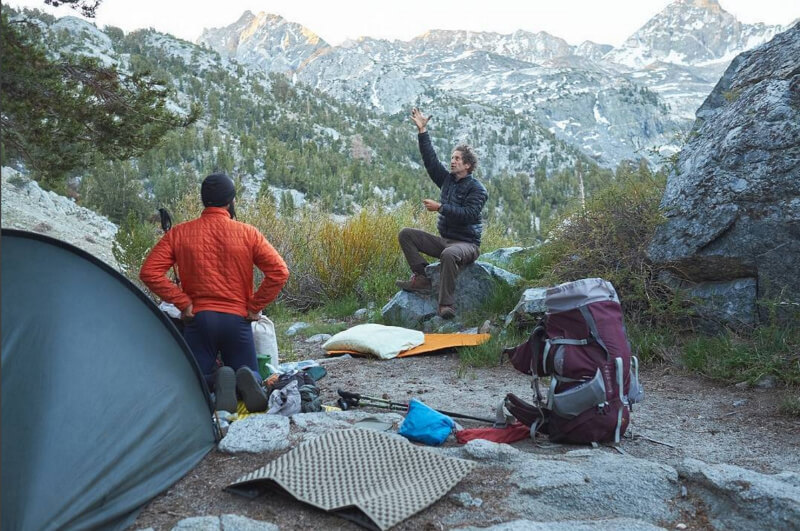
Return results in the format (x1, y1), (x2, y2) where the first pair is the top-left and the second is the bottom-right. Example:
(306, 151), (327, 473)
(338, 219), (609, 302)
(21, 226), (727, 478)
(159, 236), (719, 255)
(395, 273), (432, 293)
(236, 367), (268, 412)
(438, 305), (456, 320)
(214, 366), (237, 413)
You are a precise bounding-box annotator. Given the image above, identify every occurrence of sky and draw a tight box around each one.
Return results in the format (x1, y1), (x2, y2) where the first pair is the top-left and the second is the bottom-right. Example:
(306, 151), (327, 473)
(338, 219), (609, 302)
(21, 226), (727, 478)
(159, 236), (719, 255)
(6, 0), (800, 47)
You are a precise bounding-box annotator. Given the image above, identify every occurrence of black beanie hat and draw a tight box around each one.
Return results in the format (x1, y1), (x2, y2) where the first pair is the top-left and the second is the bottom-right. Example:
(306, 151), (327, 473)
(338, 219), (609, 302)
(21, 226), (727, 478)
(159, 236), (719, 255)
(201, 172), (236, 207)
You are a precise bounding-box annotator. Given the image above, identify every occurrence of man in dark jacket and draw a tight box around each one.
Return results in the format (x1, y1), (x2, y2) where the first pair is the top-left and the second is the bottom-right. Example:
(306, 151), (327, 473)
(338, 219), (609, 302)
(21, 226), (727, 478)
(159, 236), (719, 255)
(396, 107), (488, 319)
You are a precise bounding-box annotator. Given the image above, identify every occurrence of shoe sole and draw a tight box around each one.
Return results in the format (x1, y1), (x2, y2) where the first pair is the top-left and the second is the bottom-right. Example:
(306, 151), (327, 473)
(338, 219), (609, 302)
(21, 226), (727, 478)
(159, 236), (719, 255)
(215, 367), (237, 413)
(236, 367), (268, 412)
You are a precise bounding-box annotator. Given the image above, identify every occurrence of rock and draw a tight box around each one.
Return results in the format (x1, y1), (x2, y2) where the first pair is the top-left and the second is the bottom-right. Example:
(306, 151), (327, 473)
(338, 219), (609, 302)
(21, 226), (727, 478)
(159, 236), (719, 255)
(478, 320), (492, 334)
(291, 410), (403, 442)
(382, 261), (522, 328)
(461, 439), (521, 462)
(505, 451), (679, 523)
(504, 287), (548, 327)
(659, 272), (758, 328)
(454, 518), (666, 531)
(1, 167), (119, 269)
(171, 516), (219, 531)
(285, 322), (310, 336)
(219, 515), (278, 531)
(450, 492), (483, 508)
(171, 515), (278, 531)
(687, 279), (756, 326)
(381, 291), (438, 328)
(648, 24), (800, 324)
(479, 246), (537, 267)
(755, 375), (778, 389)
(218, 415), (291, 453)
(677, 457), (800, 530)
(353, 308), (369, 320)
(305, 334), (332, 344)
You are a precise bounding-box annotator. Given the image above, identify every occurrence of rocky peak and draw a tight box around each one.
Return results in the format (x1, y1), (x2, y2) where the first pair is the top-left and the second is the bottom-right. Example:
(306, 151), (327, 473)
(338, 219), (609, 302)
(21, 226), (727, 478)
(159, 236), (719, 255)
(605, 0), (784, 68)
(675, 0), (724, 13)
(198, 11), (329, 72)
(410, 28), (573, 64)
(574, 40), (614, 62)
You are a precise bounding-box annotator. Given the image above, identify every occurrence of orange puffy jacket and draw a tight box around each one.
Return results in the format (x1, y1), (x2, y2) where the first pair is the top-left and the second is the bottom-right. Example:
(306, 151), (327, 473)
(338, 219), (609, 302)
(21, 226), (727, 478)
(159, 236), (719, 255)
(140, 207), (289, 317)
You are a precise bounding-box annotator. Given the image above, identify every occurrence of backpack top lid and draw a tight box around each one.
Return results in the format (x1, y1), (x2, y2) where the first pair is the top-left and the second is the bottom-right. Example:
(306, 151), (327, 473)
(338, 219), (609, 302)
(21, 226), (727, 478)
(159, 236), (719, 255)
(545, 278), (619, 313)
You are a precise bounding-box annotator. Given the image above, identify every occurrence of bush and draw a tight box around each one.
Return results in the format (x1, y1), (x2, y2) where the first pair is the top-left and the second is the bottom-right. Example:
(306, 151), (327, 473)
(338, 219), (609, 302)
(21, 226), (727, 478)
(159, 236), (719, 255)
(520, 168), (683, 328)
(112, 211), (159, 288)
(459, 327), (528, 369)
(239, 198), (442, 309)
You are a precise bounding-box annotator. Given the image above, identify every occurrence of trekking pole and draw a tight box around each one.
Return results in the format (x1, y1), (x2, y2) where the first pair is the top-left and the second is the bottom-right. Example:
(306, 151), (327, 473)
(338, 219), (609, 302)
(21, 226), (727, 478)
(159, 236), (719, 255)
(158, 207), (180, 285)
(337, 389), (495, 424)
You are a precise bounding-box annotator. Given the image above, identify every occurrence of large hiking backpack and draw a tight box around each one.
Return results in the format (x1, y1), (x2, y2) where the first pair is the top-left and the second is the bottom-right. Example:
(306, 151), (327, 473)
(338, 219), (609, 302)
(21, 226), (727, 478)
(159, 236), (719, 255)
(503, 278), (644, 444)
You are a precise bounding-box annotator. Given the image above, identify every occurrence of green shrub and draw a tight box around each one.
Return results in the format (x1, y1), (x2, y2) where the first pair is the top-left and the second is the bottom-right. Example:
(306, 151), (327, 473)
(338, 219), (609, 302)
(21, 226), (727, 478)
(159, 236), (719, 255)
(682, 323), (800, 386)
(112, 211), (159, 288)
(521, 168), (685, 328)
(459, 327), (527, 368)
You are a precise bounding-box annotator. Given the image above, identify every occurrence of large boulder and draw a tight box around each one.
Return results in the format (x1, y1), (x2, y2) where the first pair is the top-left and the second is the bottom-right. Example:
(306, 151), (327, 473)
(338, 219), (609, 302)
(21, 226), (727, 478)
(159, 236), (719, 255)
(647, 23), (800, 324)
(382, 261), (522, 328)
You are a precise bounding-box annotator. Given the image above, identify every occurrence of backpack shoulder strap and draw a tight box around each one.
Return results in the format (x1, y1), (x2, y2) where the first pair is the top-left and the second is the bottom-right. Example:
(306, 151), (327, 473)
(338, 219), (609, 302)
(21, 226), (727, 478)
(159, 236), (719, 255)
(579, 305), (609, 359)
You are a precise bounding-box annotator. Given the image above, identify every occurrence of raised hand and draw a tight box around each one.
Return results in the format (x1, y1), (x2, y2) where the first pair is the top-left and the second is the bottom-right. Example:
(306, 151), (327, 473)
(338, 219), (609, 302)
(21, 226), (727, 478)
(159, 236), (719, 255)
(411, 107), (432, 133)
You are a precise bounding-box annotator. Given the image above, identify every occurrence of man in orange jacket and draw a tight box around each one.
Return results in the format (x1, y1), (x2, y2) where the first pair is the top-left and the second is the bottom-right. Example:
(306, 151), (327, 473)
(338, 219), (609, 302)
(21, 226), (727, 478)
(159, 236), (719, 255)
(140, 173), (289, 413)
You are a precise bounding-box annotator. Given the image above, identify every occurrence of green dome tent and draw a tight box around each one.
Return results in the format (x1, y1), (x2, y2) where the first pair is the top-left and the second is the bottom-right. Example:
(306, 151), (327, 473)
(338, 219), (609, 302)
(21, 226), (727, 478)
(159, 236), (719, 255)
(1, 229), (218, 530)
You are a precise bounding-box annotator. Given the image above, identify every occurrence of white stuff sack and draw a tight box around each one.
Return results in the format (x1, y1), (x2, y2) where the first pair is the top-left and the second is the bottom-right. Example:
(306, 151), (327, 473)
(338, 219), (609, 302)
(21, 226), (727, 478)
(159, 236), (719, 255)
(252, 315), (279, 368)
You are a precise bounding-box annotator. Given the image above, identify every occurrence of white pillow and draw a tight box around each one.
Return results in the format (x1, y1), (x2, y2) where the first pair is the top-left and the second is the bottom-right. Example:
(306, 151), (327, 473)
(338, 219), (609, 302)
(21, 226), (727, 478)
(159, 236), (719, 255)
(323, 324), (424, 360)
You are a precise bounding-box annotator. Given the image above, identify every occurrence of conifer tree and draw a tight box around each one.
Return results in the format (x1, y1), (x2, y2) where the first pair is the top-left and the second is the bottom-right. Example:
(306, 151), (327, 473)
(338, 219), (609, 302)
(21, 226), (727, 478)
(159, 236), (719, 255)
(0, 8), (199, 190)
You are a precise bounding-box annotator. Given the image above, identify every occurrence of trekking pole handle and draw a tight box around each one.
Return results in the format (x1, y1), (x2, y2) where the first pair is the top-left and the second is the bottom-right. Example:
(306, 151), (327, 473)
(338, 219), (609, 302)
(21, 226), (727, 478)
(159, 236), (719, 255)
(337, 389), (361, 402)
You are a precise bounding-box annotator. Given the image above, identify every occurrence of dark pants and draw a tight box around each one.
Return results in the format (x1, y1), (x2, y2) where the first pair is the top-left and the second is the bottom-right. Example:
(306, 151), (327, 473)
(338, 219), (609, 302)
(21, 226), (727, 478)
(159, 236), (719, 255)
(398, 227), (480, 306)
(183, 310), (260, 391)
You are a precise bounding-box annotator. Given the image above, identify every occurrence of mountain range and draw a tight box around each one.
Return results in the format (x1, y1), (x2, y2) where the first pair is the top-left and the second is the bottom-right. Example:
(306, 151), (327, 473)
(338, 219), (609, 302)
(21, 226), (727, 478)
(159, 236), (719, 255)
(198, 0), (790, 166)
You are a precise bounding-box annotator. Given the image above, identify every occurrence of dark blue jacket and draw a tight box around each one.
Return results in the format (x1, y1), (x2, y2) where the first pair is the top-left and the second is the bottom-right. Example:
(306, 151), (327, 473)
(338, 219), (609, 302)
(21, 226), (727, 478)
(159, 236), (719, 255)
(418, 132), (488, 246)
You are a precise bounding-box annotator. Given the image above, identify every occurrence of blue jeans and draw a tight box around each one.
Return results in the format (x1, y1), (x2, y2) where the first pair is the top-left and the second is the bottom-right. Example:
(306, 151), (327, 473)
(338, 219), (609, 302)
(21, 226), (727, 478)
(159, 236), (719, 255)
(183, 311), (260, 390)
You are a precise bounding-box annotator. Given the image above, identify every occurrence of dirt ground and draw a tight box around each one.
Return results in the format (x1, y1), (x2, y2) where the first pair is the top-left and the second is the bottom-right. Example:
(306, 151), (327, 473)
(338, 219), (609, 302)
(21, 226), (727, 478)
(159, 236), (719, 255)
(133, 337), (800, 531)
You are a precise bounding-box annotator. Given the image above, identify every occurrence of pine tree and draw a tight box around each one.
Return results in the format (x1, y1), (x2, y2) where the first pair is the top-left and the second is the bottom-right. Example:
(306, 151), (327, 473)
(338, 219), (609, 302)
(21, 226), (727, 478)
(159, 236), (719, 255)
(0, 8), (199, 190)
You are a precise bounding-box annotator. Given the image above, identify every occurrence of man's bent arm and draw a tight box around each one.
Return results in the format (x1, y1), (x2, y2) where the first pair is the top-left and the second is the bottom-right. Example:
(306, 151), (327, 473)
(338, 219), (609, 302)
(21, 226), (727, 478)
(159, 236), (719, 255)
(439, 186), (488, 225)
(418, 132), (449, 188)
(249, 230), (290, 313)
(139, 235), (192, 310)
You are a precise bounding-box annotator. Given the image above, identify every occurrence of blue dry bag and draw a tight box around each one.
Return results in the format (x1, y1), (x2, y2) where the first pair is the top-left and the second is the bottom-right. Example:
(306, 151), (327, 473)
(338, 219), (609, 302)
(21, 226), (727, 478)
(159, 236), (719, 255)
(398, 399), (455, 445)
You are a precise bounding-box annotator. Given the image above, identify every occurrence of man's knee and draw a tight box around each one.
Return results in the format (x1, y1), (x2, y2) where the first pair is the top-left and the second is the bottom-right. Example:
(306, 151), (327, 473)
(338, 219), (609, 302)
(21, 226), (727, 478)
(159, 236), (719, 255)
(398, 227), (414, 244)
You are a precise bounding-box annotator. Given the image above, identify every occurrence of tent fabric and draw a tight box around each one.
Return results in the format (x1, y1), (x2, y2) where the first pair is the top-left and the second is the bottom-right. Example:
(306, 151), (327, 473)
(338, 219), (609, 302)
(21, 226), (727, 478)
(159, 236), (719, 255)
(326, 332), (491, 358)
(1, 229), (217, 530)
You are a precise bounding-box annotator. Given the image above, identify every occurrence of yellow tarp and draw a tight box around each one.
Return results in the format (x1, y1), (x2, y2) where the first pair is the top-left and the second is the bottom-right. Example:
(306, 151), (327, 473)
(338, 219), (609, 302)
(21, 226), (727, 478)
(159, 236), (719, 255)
(326, 332), (491, 358)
